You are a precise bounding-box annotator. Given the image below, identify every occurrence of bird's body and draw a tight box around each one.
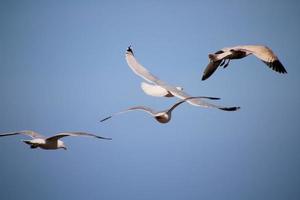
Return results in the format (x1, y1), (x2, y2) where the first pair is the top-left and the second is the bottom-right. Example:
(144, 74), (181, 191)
(0, 130), (111, 150)
(125, 46), (239, 110)
(23, 138), (65, 150)
(154, 112), (171, 123)
(202, 45), (287, 80)
(141, 82), (183, 97)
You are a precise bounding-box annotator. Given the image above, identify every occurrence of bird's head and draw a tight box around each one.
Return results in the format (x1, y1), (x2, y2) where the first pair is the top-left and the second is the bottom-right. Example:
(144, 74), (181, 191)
(175, 86), (183, 91)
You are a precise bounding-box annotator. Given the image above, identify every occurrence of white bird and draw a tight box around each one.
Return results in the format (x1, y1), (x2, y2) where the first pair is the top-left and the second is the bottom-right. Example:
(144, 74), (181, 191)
(100, 96), (238, 124)
(0, 130), (112, 150)
(125, 46), (239, 111)
(202, 45), (287, 80)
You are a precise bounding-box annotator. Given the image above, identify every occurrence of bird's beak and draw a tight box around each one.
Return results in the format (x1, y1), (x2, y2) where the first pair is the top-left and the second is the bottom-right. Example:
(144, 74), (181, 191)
(62, 147), (67, 150)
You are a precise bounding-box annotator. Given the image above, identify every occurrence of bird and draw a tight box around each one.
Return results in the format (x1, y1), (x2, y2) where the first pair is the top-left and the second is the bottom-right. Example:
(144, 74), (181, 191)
(202, 45), (287, 80)
(100, 96), (238, 124)
(0, 130), (112, 150)
(125, 46), (240, 111)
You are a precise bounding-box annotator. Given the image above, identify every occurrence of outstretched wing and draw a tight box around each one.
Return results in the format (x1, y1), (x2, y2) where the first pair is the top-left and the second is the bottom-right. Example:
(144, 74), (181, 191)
(167, 96), (239, 112)
(46, 132), (112, 141)
(0, 130), (45, 139)
(125, 46), (161, 83)
(202, 60), (223, 81)
(237, 45), (287, 74)
(100, 106), (157, 122)
(157, 82), (239, 110)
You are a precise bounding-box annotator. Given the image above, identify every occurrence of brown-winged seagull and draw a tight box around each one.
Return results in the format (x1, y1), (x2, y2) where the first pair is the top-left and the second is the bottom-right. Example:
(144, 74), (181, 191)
(0, 130), (111, 150)
(202, 45), (287, 80)
(100, 96), (238, 124)
(126, 46), (240, 111)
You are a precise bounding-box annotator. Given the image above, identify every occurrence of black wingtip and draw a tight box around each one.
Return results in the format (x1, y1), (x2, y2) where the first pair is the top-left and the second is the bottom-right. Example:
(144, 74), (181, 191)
(209, 97), (221, 100)
(127, 45), (133, 55)
(97, 136), (112, 140)
(264, 60), (287, 74)
(273, 60), (287, 74)
(100, 116), (112, 122)
(219, 106), (240, 111)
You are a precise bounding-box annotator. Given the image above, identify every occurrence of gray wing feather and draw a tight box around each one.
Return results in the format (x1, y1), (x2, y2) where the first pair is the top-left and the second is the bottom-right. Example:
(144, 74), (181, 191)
(202, 60), (223, 81)
(125, 49), (160, 83)
(100, 106), (157, 122)
(0, 130), (45, 139)
(46, 132), (112, 141)
(229, 45), (287, 73)
(157, 83), (237, 110)
(167, 96), (239, 112)
(125, 106), (157, 115)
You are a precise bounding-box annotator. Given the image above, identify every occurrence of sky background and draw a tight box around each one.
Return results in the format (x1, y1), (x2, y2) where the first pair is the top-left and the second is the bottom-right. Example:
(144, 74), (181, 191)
(0, 0), (299, 199)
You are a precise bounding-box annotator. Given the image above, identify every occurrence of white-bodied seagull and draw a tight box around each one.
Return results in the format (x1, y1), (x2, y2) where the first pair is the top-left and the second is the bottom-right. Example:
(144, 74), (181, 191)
(0, 130), (111, 150)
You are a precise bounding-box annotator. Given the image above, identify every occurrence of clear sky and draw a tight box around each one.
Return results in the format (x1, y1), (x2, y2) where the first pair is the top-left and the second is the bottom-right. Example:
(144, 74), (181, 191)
(0, 0), (299, 199)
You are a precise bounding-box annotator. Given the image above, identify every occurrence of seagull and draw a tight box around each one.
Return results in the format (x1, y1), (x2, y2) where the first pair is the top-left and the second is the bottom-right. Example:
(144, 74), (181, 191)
(0, 130), (112, 150)
(202, 45), (287, 80)
(100, 96), (238, 124)
(125, 46), (239, 111)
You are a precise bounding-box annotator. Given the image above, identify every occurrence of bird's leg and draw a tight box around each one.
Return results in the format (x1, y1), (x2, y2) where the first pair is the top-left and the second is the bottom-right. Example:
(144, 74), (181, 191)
(223, 59), (230, 68)
(220, 59), (226, 66)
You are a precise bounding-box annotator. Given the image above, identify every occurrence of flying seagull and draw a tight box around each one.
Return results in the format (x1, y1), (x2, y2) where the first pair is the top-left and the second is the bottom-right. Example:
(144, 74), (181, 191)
(202, 45), (287, 80)
(0, 130), (112, 150)
(125, 46), (239, 111)
(100, 96), (238, 124)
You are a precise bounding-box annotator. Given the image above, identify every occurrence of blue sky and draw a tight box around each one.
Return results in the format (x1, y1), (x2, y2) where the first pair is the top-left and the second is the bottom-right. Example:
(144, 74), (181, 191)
(0, 0), (299, 199)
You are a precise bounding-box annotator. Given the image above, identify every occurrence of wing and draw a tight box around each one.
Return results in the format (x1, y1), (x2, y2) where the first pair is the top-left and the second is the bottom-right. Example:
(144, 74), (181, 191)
(167, 98), (191, 112)
(202, 49), (234, 80)
(100, 106), (157, 122)
(168, 96), (219, 112)
(46, 132), (112, 141)
(167, 96), (238, 112)
(202, 60), (223, 80)
(0, 130), (45, 139)
(125, 46), (161, 83)
(156, 82), (238, 110)
(233, 45), (287, 73)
